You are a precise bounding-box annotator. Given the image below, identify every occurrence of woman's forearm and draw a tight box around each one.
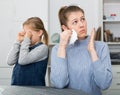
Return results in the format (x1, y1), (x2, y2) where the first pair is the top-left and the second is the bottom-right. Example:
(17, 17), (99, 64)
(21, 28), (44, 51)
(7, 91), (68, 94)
(57, 45), (66, 58)
(90, 50), (98, 62)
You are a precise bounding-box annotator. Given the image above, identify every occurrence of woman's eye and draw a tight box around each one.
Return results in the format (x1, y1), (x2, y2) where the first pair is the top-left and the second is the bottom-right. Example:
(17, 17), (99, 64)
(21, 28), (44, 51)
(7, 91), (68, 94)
(81, 18), (85, 22)
(72, 21), (78, 25)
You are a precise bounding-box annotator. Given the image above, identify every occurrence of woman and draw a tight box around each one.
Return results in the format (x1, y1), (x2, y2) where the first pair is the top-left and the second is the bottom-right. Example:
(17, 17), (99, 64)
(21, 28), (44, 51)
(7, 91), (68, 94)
(7, 17), (49, 86)
(50, 5), (112, 95)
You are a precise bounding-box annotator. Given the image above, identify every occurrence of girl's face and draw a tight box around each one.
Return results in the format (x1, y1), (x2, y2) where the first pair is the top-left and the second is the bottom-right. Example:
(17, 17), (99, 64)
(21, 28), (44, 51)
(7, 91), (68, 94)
(23, 25), (42, 45)
(66, 11), (87, 40)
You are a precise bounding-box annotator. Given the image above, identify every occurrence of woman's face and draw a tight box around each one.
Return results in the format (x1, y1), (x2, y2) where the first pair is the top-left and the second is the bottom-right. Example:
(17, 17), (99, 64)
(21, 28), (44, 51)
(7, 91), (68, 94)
(66, 11), (87, 40)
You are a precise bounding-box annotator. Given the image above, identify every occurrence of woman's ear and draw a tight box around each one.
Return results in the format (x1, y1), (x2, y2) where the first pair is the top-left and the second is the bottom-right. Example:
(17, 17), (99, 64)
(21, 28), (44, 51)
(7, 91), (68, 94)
(61, 25), (68, 31)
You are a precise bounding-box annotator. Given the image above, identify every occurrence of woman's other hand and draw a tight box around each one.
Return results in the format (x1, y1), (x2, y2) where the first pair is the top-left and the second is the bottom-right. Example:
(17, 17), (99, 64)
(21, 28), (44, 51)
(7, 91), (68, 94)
(88, 28), (98, 62)
(88, 28), (95, 53)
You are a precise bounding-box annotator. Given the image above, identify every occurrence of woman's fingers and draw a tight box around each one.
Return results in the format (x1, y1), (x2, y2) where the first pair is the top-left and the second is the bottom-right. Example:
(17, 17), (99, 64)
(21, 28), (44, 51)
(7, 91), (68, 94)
(59, 30), (72, 46)
(90, 28), (95, 42)
(88, 28), (95, 52)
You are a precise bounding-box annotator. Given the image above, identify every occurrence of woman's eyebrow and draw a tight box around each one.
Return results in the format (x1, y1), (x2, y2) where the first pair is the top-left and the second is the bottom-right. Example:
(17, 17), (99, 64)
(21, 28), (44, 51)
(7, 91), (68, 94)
(80, 16), (85, 18)
(71, 18), (77, 21)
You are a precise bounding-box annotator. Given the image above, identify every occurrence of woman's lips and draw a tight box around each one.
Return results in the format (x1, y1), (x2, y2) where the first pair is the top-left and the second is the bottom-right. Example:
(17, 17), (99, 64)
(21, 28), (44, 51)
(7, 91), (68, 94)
(79, 29), (85, 33)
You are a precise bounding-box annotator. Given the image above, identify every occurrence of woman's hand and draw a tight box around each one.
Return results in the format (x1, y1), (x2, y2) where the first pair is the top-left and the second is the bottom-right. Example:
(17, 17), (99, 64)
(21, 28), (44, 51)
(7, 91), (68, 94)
(88, 28), (98, 62)
(57, 30), (72, 58)
(88, 28), (95, 53)
(59, 30), (72, 48)
(17, 31), (26, 43)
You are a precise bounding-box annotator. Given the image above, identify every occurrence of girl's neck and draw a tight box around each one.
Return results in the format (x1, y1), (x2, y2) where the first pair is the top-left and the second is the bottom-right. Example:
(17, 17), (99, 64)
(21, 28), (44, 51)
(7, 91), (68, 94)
(30, 41), (41, 47)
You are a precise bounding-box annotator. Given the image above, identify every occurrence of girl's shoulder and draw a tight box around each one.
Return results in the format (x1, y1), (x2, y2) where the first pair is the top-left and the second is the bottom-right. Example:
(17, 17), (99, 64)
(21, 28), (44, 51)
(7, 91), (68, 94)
(36, 43), (48, 51)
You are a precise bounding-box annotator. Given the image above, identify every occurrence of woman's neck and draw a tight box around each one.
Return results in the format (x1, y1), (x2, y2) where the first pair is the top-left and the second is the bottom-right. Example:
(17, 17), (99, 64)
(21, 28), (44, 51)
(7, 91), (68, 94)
(78, 35), (87, 40)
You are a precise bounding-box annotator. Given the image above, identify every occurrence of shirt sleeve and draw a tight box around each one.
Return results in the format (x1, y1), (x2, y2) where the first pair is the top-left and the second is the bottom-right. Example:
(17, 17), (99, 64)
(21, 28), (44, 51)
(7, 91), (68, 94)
(6, 41), (21, 66)
(92, 43), (112, 90)
(50, 45), (69, 88)
(18, 37), (48, 65)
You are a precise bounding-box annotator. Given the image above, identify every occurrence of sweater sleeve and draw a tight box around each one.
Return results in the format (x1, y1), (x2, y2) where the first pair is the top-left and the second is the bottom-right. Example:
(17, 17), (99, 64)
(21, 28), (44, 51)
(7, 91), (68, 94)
(18, 37), (48, 65)
(50, 45), (69, 88)
(7, 41), (21, 66)
(92, 43), (112, 90)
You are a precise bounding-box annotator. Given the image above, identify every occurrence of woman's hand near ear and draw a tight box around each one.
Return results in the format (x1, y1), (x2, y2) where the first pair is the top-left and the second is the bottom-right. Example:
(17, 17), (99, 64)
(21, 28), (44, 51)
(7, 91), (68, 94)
(57, 29), (72, 58)
(59, 30), (72, 48)
(88, 28), (98, 62)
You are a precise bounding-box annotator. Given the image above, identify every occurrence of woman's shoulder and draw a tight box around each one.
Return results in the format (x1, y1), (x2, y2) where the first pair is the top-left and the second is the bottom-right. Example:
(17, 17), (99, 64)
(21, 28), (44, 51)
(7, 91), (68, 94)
(95, 41), (108, 49)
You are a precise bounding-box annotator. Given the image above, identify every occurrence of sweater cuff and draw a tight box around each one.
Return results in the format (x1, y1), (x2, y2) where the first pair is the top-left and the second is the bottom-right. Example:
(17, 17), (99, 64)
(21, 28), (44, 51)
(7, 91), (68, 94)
(22, 37), (31, 43)
(13, 40), (21, 48)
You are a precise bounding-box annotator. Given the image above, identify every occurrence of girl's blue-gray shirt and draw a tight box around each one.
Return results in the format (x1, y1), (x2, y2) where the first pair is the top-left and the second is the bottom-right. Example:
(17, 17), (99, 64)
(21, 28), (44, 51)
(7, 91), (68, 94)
(7, 37), (48, 86)
(50, 36), (112, 95)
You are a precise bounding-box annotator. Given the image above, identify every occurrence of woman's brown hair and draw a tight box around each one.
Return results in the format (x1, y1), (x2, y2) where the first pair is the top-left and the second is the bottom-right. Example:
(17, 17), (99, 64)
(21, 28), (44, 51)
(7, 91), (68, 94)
(23, 17), (49, 45)
(58, 5), (84, 31)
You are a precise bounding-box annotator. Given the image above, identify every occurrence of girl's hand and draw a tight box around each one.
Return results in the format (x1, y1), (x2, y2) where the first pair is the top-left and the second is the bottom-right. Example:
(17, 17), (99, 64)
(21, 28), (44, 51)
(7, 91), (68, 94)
(25, 31), (32, 39)
(17, 31), (26, 43)
(59, 30), (72, 48)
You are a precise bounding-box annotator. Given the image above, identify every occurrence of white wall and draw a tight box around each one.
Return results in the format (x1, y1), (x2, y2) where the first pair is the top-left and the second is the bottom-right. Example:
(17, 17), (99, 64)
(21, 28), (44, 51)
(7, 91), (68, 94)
(0, 0), (14, 67)
(49, 0), (101, 43)
(0, 0), (49, 86)
(0, 0), (100, 85)
(0, 0), (101, 66)
(0, 0), (48, 67)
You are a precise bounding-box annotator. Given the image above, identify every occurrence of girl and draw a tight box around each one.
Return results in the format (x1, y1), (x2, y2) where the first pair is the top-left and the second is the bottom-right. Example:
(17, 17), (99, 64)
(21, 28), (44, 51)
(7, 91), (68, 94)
(7, 17), (49, 86)
(50, 5), (112, 95)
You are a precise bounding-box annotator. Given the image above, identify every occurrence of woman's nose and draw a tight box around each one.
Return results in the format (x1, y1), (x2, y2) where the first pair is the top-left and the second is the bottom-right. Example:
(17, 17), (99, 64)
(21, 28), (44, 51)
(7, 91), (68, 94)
(79, 21), (84, 27)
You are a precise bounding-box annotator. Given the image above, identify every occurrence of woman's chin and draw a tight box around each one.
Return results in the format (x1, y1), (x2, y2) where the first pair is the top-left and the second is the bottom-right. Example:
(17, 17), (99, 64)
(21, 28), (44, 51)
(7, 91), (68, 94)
(78, 34), (86, 39)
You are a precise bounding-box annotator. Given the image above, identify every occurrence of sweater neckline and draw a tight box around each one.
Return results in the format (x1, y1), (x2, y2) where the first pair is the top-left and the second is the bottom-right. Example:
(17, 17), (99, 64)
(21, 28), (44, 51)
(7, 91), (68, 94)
(30, 42), (43, 49)
(76, 36), (90, 46)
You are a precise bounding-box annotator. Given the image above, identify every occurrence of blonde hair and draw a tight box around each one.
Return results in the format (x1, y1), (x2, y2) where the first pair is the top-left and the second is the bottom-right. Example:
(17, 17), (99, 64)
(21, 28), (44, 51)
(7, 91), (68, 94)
(23, 17), (49, 45)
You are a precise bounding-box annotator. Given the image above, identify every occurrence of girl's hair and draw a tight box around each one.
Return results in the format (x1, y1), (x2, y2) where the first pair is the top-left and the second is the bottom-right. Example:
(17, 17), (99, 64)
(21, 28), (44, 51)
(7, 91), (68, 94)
(58, 5), (84, 31)
(23, 17), (49, 45)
